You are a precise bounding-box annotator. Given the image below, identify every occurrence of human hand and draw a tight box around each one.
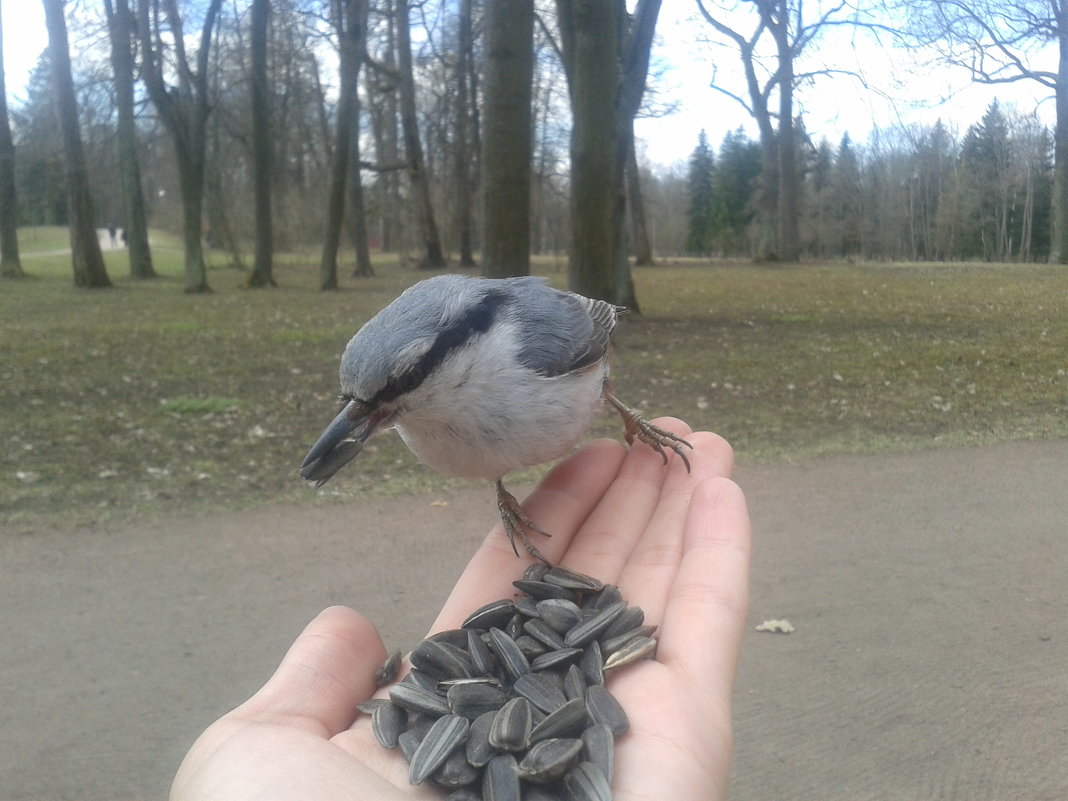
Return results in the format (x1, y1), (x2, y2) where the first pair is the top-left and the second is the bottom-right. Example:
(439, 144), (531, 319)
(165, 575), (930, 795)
(171, 420), (750, 801)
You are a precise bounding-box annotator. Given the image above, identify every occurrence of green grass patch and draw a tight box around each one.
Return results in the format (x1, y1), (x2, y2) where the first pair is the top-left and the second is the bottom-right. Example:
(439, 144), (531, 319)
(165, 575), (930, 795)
(3, 250), (1068, 527)
(160, 396), (241, 414)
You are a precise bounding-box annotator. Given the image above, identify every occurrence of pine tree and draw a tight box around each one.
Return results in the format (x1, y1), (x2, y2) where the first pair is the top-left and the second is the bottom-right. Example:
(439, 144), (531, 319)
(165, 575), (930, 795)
(686, 130), (715, 255)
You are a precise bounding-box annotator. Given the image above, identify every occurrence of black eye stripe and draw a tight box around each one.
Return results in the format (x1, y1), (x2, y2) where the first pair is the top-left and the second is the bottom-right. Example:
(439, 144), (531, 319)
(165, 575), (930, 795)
(371, 289), (508, 405)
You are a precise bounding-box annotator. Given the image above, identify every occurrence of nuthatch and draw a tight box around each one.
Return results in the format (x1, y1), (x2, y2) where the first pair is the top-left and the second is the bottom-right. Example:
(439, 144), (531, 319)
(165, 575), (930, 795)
(300, 274), (691, 565)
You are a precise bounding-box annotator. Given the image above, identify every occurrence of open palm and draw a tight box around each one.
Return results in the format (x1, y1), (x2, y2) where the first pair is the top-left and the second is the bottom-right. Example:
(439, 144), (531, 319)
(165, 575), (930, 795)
(171, 419), (750, 801)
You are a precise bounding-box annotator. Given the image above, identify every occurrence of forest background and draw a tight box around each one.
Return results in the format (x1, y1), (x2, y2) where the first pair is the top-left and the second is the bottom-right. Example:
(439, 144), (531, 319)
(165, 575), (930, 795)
(3, 1), (1068, 524)
(2, 0), (1066, 292)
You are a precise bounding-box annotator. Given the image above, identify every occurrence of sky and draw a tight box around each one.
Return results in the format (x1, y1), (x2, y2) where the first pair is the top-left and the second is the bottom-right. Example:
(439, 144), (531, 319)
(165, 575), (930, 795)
(3, 1), (1057, 171)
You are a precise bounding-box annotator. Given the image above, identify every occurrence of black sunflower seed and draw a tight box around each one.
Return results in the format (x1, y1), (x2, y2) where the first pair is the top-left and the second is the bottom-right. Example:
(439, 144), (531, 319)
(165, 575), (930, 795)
(461, 599), (517, 631)
(516, 737), (584, 785)
(584, 685), (629, 737)
(371, 700), (406, 748)
(482, 753), (521, 801)
(408, 714), (469, 785)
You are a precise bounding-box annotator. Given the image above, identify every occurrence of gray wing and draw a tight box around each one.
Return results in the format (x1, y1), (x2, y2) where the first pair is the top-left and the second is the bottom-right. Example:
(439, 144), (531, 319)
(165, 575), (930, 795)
(504, 277), (623, 377)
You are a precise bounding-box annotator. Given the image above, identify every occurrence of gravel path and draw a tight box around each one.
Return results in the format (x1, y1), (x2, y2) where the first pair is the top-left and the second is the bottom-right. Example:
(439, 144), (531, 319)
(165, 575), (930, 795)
(2, 440), (1066, 801)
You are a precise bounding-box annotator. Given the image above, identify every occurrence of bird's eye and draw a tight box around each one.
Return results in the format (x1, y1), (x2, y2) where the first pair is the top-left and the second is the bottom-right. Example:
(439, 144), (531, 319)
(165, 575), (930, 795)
(399, 367), (423, 391)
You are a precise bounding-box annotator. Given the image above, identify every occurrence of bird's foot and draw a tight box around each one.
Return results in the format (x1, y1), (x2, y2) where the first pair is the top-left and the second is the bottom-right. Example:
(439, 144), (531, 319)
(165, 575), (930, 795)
(606, 393), (693, 472)
(496, 480), (553, 567)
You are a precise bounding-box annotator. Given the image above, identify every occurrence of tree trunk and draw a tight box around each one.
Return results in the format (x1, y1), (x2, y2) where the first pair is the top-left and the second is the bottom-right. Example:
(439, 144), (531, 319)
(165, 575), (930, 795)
(395, 0), (446, 270)
(557, 0), (620, 302)
(557, 0), (659, 306)
(773, 3), (798, 263)
(320, 0), (363, 290)
(104, 0), (155, 279)
(247, 0), (275, 287)
(136, 0), (221, 293)
(0, 0), (24, 278)
(453, 0), (477, 268)
(43, 0), (111, 289)
(626, 137), (654, 266)
(347, 92), (375, 277)
(1051, 17), (1068, 263)
(480, 0), (533, 277)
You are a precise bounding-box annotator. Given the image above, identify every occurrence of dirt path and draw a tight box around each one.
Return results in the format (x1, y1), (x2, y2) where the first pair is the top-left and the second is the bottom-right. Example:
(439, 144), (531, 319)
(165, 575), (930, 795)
(2, 440), (1066, 801)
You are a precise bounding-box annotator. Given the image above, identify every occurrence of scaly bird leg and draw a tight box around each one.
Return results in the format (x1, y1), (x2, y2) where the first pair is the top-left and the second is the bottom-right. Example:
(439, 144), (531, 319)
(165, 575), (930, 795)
(496, 479), (553, 567)
(604, 391), (693, 472)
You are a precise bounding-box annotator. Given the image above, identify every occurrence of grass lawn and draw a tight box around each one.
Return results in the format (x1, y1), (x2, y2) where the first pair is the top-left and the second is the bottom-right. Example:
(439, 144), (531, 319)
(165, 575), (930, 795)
(3, 229), (1067, 526)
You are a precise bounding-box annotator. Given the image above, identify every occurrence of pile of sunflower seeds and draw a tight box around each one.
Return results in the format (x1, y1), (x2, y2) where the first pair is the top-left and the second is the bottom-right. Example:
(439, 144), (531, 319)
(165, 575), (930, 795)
(363, 564), (658, 801)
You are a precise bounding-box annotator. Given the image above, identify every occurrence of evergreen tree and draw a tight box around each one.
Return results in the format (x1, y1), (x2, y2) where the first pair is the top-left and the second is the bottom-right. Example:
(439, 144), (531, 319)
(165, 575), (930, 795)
(711, 127), (761, 255)
(686, 130), (715, 255)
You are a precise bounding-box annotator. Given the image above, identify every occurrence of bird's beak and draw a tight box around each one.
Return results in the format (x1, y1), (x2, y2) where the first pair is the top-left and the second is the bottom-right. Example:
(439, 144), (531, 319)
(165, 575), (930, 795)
(299, 399), (392, 487)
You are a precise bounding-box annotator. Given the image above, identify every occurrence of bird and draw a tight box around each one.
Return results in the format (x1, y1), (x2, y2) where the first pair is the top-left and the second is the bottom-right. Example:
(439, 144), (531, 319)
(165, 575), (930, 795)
(299, 274), (691, 565)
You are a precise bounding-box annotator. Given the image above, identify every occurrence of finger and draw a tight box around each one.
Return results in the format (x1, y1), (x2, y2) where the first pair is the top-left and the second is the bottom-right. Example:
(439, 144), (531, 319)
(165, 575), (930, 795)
(232, 606), (386, 738)
(617, 431), (735, 619)
(427, 438), (627, 633)
(658, 477), (751, 705)
(557, 417), (695, 582)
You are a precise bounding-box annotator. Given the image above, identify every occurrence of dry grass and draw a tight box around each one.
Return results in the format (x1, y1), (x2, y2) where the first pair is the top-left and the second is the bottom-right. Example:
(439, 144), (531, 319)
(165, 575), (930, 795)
(3, 236), (1067, 527)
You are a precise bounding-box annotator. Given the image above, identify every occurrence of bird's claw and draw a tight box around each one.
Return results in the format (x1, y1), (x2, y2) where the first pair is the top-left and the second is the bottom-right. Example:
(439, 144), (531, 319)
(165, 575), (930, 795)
(496, 481), (553, 566)
(608, 393), (693, 472)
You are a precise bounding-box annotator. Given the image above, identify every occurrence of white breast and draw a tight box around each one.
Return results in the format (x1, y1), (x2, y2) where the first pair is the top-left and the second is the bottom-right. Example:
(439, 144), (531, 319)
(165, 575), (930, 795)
(390, 321), (609, 481)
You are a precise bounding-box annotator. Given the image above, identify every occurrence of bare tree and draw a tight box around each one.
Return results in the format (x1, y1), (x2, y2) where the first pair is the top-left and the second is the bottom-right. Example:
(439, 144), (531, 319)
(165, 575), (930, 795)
(137, 0), (223, 293)
(104, 0), (155, 279)
(481, 0), (533, 277)
(43, 0), (111, 288)
(556, 0), (661, 306)
(0, 0), (24, 279)
(902, 0), (1068, 263)
(320, 0), (367, 289)
(453, 0), (477, 268)
(697, 0), (856, 262)
(395, 0), (446, 269)
(247, 0), (275, 287)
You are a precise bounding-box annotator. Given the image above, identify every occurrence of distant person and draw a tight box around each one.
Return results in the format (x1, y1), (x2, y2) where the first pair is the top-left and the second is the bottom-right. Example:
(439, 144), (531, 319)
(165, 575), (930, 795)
(121, 228), (128, 248)
(108, 225), (117, 248)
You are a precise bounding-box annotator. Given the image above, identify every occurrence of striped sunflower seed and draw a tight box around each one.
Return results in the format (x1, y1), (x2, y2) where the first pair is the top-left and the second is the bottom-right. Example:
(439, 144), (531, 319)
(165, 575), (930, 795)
(563, 662), (587, 701)
(512, 579), (579, 602)
(603, 634), (658, 671)
(513, 671), (567, 714)
(601, 605), (645, 641)
(488, 696), (532, 752)
(563, 760), (612, 801)
(375, 650), (402, 686)
(370, 700), (406, 748)
(528, 697), (588, 743)
(581, 723), (615, 783)
(524, 617), (567, 649)
(410, 638), (474, 681)
(585, 685), (629, 737)
(446, 680), (509, 719)
(434, 745), (480, 788)
(487, 627), (531, 681)
(543, 566), (605, 592)
(579, 639), (605, 687)
(465, 710), (497, 768)
(465, 629), (498, 676)
(408, 714), (469, 785)
(461, 599), (516, 631)
(482, 753), (521, 801)
(531, 647), (583, 672)
(565, 601), (628, 648)
(516, 737), (584, 785)
(536, 598), (583, 634)
(388, 682), (450, 717)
